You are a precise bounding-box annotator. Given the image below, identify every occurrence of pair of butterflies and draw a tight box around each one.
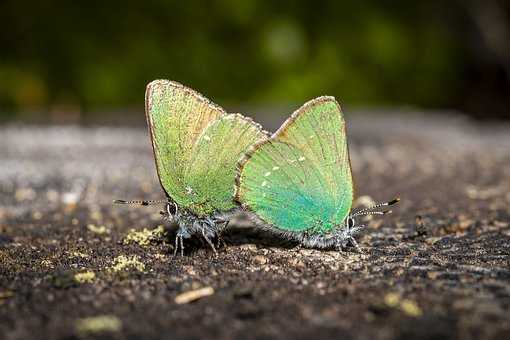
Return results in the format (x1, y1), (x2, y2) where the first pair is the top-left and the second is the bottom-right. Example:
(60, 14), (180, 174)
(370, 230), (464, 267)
(116, 80), (398, 255)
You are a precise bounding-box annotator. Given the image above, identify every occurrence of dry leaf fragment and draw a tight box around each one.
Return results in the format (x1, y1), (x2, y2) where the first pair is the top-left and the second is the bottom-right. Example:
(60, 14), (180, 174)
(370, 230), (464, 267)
(175, 287), (214, 304)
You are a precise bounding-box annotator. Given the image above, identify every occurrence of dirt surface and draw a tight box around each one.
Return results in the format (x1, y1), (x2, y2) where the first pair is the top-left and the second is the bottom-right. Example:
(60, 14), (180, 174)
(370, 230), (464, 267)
(1, 113), (510, 340)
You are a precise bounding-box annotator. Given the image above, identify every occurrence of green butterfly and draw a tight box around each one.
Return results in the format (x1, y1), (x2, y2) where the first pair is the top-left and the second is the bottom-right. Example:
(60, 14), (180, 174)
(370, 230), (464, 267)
(235, 96), (398, 251)
(116, 80), (267, 255)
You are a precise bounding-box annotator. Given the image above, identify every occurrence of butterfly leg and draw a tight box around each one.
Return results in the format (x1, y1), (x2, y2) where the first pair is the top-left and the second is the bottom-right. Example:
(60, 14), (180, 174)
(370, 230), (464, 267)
(348, 236), (363, 253)
(173, 234), (185, 257)
(216, 232), (224, 249)
(292, 243), (304, 252)
(201, 228), (218, 256)
(179, 235), (184, 257)
(173, 236), (179, 256)
(346, 224), (364, 253)
(216, 221), (229, 249)
(215, 234), (221, 249)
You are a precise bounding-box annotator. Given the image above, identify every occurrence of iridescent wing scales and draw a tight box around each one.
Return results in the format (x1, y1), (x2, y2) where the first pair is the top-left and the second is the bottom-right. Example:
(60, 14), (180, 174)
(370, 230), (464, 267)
(184, 115), (267, 215)
(236, 97), (353, 233)
(146, 80), (266, 217)
(146, 80), (225, 203)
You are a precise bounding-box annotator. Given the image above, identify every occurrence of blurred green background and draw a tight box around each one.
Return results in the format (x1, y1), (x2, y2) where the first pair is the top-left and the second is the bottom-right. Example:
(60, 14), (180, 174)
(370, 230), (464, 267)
(1, 0), (509, 122)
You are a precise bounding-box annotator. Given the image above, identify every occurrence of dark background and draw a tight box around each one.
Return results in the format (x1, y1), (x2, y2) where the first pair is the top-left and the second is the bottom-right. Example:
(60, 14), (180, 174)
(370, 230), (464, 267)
(1, 0), (510, 123)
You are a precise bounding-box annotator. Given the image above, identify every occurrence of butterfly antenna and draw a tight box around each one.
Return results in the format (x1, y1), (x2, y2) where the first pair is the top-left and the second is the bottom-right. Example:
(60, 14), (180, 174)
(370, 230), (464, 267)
(351, 197), (400, 217)
(352, 209), (393, 217)
(113, 199), (167, 206)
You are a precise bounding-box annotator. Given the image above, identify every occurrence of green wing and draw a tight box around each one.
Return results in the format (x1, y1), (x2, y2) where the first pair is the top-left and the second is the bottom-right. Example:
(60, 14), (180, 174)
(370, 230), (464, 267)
(146, 80), (266, 217)
(183, 114), (266, 215)
(236, 97), (353, 233)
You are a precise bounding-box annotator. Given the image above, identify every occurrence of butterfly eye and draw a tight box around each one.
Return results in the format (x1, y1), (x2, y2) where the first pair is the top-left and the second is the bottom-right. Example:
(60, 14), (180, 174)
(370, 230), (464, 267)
(167, 202), (177, 216)
(347, 217), (355, 229)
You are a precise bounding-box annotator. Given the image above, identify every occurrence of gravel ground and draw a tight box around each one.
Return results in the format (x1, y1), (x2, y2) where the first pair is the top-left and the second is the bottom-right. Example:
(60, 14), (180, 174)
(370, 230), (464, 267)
(1, 112), (509, 339)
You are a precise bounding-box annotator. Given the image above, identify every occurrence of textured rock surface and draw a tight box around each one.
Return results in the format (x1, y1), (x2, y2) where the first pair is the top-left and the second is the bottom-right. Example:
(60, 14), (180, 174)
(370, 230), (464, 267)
(1, 113), (509, 339)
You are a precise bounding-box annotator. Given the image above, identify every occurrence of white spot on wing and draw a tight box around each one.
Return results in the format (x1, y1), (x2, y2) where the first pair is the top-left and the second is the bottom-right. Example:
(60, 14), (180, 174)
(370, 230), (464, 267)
(264, 171), (271, 177)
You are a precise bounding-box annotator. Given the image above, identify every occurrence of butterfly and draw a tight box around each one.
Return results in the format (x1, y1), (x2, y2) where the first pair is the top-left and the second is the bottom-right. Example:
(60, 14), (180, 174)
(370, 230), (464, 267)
(235, 96), (398, 251)
(115, 80), (267, 255)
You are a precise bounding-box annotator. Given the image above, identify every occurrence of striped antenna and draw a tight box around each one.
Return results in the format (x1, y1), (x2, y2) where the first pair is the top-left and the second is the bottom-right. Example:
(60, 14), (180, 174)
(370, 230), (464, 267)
(352, 210), (392, 217)
(351, 197), (400, 217)
(113, 199), (166, 206)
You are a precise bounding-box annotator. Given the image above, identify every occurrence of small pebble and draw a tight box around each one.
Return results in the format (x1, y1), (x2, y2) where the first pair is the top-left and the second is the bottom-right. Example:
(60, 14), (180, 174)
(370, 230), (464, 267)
(239, 244), (258, 252)
(87, 224), (108, 235)
(62, 192), (79, 205)
(253, 255), (268, 265)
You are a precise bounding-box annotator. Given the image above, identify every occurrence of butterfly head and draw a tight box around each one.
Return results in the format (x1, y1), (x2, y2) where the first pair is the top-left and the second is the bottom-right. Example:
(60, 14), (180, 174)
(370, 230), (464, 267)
(333, 215), (364, 242)
(333, 197), (400, 248)
(347, 216), (356, 229)
(162, 201), (178, 221)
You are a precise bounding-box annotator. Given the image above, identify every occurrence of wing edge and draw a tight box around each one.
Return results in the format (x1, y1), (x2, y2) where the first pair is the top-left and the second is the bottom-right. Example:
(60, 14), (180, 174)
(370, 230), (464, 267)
(234, 95), (354, 231)
(144, 79), (227, 199)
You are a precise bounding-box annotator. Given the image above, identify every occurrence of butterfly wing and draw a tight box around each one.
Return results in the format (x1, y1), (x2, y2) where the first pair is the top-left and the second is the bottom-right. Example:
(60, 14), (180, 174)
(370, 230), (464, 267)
(146, 79), (267, 217)
(145, 80), (226, 205)
(184, 114), (267, 216)
(236, 97), (353, 233)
